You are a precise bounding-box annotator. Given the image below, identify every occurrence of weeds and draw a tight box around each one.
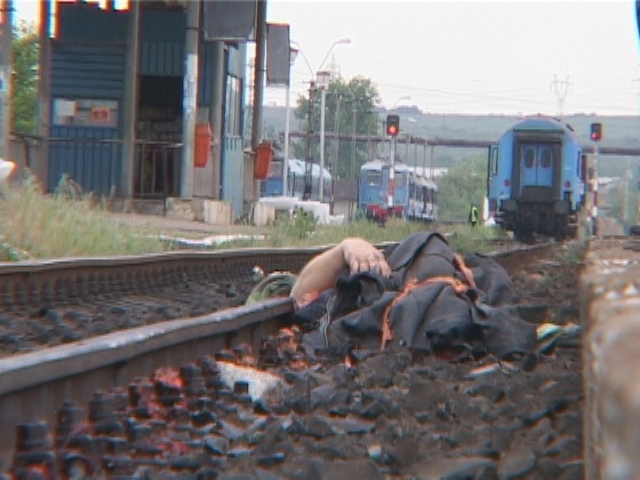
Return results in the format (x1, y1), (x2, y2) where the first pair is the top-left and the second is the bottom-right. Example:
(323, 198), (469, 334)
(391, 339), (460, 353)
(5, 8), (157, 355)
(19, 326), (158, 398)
(0, 180), (504, 260)
(0, 179), (166, 259)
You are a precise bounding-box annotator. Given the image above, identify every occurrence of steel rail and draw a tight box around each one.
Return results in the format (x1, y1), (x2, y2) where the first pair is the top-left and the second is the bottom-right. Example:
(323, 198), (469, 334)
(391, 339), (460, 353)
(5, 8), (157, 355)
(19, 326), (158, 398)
(0, 242), (555, 465)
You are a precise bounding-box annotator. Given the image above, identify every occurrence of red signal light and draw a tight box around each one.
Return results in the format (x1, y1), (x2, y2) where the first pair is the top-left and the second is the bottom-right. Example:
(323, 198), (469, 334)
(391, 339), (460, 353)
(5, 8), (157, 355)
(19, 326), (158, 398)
(386, 114), (400, 136)
(590, 122), (602, 142)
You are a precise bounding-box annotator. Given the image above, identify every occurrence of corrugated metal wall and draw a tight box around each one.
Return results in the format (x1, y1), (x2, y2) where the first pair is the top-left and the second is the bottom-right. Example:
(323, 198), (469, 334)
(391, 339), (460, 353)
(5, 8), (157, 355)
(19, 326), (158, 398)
(48, 43), (125, 195)
(49, 3), (245, 207)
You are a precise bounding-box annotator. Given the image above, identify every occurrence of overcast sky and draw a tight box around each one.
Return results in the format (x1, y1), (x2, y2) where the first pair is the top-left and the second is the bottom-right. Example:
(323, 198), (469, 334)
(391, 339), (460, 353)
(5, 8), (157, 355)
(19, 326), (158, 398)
(13, 0), (640, 116)
(266, 0), (640, 116)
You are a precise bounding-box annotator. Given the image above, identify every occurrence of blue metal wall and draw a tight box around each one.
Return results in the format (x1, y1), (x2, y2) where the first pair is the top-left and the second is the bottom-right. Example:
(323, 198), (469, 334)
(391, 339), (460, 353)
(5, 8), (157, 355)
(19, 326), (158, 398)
(49, 43), (125, 195)
(49, 3), (245, 205)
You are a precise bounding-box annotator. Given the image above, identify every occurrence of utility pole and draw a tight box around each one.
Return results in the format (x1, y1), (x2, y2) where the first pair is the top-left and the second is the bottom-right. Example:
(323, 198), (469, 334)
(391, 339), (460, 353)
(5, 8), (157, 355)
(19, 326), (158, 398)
(36, 0), (51, 184)
(388, 135), (396, 216)
(250, 0), (267, 205)
(350, 104), (357, 179)
(180, 0), (200, 199)
(0, 0), (12, 159)
(331, 94), (341, 213)
(303, 81), (315, 200)
(318, 83), (326, 202)
(121, 0), (140, 198)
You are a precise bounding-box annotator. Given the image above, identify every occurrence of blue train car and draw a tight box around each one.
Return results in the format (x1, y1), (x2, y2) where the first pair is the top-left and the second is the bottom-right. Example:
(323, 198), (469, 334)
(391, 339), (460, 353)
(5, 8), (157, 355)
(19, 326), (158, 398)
(487, 116), (585, 239)
(260, 154), (332, 202)
(358, 159), (438, 222)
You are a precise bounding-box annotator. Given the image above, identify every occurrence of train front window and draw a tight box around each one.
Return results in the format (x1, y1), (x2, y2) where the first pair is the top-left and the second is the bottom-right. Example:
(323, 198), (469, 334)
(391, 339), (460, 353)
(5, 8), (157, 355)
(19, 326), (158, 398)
(365, 171), (382, 186)
(395, 173), (407, 185)
(524, 148), (535, 168)
(540, 148), (552, 168)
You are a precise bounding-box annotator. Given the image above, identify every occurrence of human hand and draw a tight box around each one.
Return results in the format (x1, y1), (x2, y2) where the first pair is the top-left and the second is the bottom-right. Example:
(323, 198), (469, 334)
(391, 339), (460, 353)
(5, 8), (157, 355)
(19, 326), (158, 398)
(341, 238), (391, 276)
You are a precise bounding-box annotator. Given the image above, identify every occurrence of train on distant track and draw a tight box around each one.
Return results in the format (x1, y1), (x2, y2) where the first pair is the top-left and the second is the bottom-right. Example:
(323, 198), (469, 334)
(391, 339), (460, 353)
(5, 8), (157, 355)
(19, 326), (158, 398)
(487, 116), (586, 239)
(358, 159), (438, 223)
(260, 154), (332, 202)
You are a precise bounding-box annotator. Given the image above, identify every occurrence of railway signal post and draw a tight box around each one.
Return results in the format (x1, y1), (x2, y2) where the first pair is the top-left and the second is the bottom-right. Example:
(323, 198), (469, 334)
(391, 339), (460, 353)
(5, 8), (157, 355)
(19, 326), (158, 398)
(387, 115), (400, 216)
(589, 122), (602, 237)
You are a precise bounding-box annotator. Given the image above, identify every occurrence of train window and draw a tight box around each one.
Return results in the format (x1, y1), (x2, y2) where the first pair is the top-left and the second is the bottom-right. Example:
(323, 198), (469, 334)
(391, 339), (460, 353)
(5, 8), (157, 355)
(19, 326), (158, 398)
(490, 147), (499, 175)
(577, 152), (581, 176)
(365, 172), (382, 186)
(540, 148), (552, 168)
(396, 172), (407, 185)
(524, 148), (535, 168)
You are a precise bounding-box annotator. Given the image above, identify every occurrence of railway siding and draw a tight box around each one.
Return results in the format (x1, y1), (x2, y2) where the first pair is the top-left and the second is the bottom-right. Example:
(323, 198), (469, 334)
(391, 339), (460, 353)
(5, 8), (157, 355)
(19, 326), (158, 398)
(582, 237), (640, 480)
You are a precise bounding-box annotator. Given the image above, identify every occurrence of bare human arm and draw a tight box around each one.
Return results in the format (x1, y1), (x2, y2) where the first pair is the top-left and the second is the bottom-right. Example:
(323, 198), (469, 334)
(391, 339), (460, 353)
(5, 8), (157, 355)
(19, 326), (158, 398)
(290, 237), (391, 307)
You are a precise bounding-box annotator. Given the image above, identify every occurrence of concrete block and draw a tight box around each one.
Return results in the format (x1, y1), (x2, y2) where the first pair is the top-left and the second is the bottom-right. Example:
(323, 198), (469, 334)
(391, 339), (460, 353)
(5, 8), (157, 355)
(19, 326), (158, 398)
(252, 202), (276, 227)
(582, 239), (640, 480)
(165, 197), (196, 221)
(203, 200), (233, 225)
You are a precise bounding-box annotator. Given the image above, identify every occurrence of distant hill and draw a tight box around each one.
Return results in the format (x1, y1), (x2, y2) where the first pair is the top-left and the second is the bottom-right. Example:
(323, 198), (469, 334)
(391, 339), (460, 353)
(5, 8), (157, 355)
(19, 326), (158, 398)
(264, 105), (640, 146)
(262, 105), (640, 176)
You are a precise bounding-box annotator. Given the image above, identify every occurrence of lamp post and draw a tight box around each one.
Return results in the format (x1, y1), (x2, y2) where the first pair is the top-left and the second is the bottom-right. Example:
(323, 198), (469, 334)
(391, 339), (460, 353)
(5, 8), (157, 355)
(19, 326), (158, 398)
(316, 70), (331, 202)
(292, 39), (351, 201)
(392, 95), (411, 110)
(283, 45), (299, 197)
(317, 38), (350, 202)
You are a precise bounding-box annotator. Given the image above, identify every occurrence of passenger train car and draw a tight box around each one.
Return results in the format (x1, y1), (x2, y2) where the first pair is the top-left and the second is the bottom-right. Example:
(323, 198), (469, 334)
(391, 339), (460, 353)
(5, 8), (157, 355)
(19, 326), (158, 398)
(260, 154), (332, 202)
(487, 116), (585, 239)
(358, 159), (438, 222)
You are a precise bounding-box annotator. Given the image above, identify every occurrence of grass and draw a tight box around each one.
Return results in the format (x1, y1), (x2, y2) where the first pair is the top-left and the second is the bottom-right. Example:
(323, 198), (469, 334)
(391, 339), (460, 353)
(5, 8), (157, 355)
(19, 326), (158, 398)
(0, 180), (505, 261)
(0, 179), (167, 261)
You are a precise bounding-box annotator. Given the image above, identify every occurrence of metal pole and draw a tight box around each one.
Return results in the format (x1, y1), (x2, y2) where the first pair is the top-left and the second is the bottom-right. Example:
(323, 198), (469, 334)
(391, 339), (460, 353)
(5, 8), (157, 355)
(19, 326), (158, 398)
(331, 95), (341, 214)
(429, 144), (435, 179)
(405, 135), (409, 160)
(319, 87), (326, 202)
(121, 0), (140, 198)
(250, 0), (267, 200)
(388, 136), (396, 215)
(209, 42), (224, 200)
(283, 81), (291, 197)
(180, 0), (200, 199)
(36, 0), (50, 186)
(351, 106), (357, 179)
(422, 143), (427, 177)
(0, 0), (12, 159)
(592, 144), (599, 236)
(303, 81), (315, 200)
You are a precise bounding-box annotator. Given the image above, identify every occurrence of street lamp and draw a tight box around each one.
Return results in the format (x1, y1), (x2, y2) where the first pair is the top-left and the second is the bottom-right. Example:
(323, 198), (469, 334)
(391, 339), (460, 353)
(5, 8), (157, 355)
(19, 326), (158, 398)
(292, 38), (351, 202)
(392, 95), (411, 110)
(283, 45), (299, 197)
(318, 38), (350, 202)
(316, 70), (331, 203)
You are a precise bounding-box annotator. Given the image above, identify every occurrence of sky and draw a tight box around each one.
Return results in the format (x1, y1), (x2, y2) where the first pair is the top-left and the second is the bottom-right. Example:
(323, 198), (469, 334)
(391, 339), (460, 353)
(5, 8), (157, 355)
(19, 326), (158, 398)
(12, 0), (640, 116)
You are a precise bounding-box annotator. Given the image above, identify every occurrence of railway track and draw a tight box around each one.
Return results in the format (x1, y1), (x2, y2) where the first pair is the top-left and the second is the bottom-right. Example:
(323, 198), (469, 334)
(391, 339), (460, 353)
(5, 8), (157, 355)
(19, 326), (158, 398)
(0, 241), (558, 471)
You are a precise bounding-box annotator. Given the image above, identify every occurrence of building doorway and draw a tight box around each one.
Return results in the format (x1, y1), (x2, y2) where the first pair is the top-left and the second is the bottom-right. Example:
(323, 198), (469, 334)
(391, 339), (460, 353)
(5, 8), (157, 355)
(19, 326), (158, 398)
(135, 75), (183, 197)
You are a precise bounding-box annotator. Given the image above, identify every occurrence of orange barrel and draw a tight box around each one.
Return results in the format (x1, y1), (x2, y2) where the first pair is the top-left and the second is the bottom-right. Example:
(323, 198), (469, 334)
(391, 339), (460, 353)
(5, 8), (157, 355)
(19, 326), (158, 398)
(194, 123), (212, 168)
(254, 141), (274, 179)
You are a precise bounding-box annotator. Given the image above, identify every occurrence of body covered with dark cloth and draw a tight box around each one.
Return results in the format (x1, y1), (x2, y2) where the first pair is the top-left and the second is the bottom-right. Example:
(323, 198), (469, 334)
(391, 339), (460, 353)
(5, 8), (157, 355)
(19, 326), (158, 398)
(294, 232), (537, 359)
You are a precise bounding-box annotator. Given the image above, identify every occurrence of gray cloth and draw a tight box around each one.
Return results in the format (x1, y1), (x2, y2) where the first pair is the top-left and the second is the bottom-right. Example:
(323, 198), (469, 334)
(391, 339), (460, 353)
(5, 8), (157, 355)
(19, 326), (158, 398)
(297, 232), (537, 359)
